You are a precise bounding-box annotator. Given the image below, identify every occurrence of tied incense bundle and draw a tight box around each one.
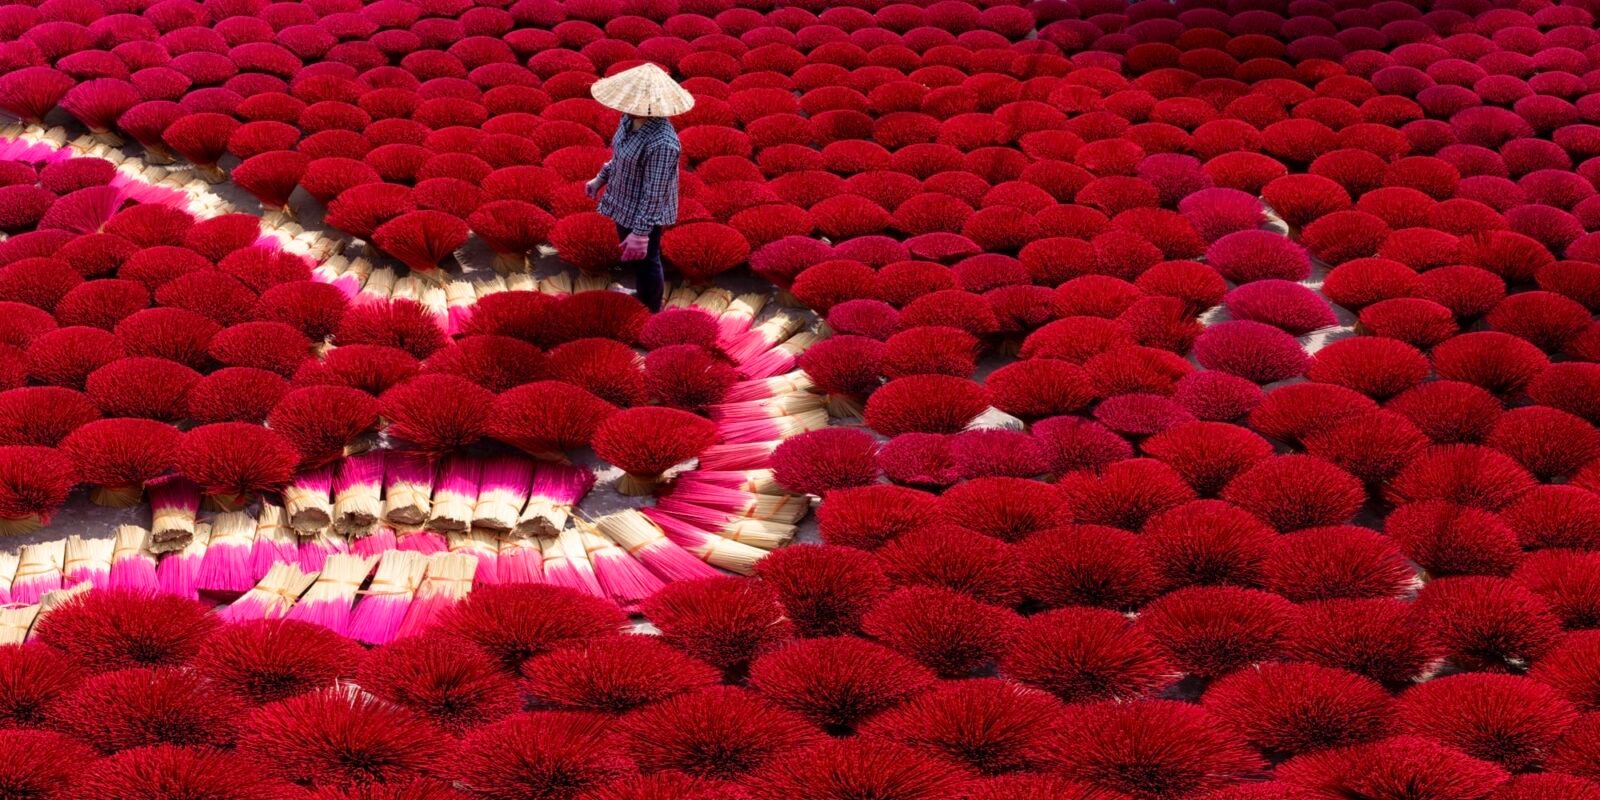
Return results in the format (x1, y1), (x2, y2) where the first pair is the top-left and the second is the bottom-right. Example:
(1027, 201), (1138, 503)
(284, 464), (334, 533)
(222, 561), (319, 621)
(538, 533), (597, 597)
(156, 520), (211, 601)
(0, 551), (16, 605)
(285, 553), (376, 636)
(348, 549), (428, 645)
(427, 455), (480, 532)
(195, 511), (258, 594)
(298, 528), (349, 573)
(446, 528), (498, 586)
(496, 536), (542, 584)
(515, 464), (595, 538)
(0, 603), (37, 645)
(333, 451), (386, 536)
(11, 539), (65, 605)
(148, 475), (201, 554)
(641, 508), (767, 575)
(594, 509), (719, 583)
(396, 552), (476, 638)
(472, 454), (533, 533)
(250, 502), (298, 581)
(62, 535), (114, 589)
(574, 522), (662, 609)
(395, 523), (447, 555)
(383, 452), (434, 526)
(108, 525), (158, 591)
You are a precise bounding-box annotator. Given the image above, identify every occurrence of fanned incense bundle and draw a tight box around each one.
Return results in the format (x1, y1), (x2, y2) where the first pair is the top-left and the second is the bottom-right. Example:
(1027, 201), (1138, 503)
(641, 509), (768, 575)
(285, 553), (376, 635)
(62, 536), (114, 588)
(515, 464), (594, 538)
(447, 528), (499, 586)
(0, 604), (38, 645)
(195, 511), (258, 594)
(250, 502), (298, 581)
(0, 550), (16, 604)
(595, 509), (720, 583)
(472, 454), (534, 532)
(222, 561), (319, 621)
(108, 525), (158, 591)
(496, 536), (543, 584)
(333, 451), (386, 536)
(395, 523), (447, 555)
(297, 528), (348, 573)
(148, 475), (201, 553)
(576, 525), (662, 608)
(427, 456), (480, 532)
(284, 464), (334, 533)
(348, 549), (428, 645)
(383, 452), (434, 526)
(11, 539), (65, 605)
(396, 552), (476, 638)
(156, 521), (211, 601)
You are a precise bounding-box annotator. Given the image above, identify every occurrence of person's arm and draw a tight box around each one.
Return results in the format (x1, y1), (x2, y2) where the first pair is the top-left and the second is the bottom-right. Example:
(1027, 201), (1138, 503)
(587, 160), (612, 197)
(627, 143), (679, 237)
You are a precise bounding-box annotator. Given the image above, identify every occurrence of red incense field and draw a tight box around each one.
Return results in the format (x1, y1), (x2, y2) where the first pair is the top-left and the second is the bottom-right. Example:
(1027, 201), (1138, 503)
(0, 0), (1599, 797)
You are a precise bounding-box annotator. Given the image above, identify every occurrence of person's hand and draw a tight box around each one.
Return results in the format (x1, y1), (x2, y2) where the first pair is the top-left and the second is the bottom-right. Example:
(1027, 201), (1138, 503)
(620, 232), (650, 261)
(585, 177), (603, 198)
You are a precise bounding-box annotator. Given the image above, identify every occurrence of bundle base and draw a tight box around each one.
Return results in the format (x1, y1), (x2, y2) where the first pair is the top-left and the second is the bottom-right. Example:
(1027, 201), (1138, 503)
(0, 515), (43, 536)
(90, 485), (142, 508)
(615, 473), (661, 496)
(824, 394), (865, 422)
(203, 492), (249, 512)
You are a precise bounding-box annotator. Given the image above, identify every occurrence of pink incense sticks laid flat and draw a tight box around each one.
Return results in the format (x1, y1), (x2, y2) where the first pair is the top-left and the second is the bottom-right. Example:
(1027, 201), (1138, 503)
(285, 553), (377, 636)
(348, 549), (428, 645)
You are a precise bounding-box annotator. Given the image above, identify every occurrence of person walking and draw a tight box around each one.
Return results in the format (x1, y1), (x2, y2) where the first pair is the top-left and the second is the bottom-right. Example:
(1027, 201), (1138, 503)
(585, 63), (693, 312)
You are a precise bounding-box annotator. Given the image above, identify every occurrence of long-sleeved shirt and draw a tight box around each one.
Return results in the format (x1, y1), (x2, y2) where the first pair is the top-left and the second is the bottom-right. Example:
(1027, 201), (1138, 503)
(595, 116), (681, 237)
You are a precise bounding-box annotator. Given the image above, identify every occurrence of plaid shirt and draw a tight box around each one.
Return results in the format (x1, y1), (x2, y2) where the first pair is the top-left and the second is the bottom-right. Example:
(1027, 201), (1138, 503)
(595, 116), (681, 237)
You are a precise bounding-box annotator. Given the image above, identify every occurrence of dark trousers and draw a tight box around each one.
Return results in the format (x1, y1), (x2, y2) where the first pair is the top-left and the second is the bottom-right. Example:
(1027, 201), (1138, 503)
(616, 224), (664, 312)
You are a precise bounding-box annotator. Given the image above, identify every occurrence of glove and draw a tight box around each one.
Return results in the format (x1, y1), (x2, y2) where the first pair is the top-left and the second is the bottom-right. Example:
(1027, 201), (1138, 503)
(620, 232), (650, 261)
(584, 177), (603, 198)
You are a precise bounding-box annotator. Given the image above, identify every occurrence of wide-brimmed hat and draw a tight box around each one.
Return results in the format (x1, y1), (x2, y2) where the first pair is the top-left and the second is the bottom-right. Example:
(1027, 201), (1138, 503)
(590, 63), (695, 118)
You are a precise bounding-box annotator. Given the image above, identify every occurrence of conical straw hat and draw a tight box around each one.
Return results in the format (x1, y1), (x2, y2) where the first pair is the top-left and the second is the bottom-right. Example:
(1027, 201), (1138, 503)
(590, 63), (695, 118)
